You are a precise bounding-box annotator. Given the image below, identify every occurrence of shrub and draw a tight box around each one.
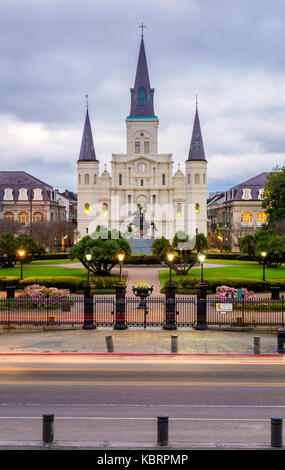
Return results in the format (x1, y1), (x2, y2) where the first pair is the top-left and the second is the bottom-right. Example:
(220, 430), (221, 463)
(18, 276), (84, 293)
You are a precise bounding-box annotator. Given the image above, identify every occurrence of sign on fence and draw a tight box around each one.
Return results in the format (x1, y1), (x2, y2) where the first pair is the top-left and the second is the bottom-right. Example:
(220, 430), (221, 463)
(216, 303), (233, 314)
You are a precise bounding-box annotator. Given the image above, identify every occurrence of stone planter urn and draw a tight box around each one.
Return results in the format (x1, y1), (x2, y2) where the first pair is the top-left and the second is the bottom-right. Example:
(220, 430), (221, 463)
(132, 283), (153, 309)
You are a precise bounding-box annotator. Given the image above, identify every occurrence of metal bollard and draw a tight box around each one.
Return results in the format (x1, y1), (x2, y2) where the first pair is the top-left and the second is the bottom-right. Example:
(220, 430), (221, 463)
(271, 416), (283, 447)
(43, 413), (54, 445)
(171, 335), (178, 353)
(157, 415), (168, 446)
(105, 336), (114, 353)
(254, 336), (261, 354)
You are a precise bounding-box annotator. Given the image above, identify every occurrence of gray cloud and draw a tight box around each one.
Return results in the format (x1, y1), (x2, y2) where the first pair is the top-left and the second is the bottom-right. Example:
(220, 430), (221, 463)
(0, 0), (285, 193)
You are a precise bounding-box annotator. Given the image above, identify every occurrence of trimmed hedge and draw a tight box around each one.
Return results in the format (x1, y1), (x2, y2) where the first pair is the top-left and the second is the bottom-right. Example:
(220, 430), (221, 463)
(0, 276), (84, 293)
(175, 277), (285, 293)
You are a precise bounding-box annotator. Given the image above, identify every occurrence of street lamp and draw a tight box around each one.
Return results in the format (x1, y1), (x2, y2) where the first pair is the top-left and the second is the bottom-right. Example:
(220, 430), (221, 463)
(117, 248), (125, 282)
(85, 248), (93, 283)
(166, 249), (175, 282)
(261, 251), (267, 281)
(17, 249), (26, 280)
(198, 252), (206, 283)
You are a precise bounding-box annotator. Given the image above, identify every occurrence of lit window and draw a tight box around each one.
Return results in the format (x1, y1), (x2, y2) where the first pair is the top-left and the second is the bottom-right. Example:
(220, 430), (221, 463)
(177, 203), (182, 217)
(195, 203), (200, 214)
(33, 212), (43, 223)
(241, 212), (253, 224)
(102, 203), (108, 217)
(257, 212), (267, 224)
(84, 203), (90, 215)
(18, 212), (29, 224)
(4, 212), (14, 221)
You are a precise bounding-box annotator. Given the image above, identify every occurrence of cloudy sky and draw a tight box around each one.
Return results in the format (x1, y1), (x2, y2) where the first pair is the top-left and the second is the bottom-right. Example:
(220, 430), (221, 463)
(0, 0), (285, 194)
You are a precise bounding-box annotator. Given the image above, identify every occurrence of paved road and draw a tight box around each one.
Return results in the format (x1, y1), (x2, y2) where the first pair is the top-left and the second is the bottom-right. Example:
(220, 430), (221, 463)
(0, 354), (284, 448)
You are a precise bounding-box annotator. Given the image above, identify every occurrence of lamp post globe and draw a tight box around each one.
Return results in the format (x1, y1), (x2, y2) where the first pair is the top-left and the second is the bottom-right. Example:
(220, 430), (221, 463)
(117, 248), (125, 282)
(166, 250), (175, 282)
(85, 248), (93, 283)
(198, 252), (206, 283)
(261, 251), (267, 282)
(17, 248), (26, 280)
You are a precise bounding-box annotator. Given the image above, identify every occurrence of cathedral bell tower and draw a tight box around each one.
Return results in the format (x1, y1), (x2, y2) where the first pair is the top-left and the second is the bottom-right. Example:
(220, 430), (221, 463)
(126, 27), (158, 157)
(77, 99), (99, 238)
(185, 98), (208, 236)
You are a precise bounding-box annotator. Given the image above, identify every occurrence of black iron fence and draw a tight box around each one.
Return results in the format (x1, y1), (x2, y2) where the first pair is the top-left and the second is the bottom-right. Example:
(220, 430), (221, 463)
(0, 294), (284, 328)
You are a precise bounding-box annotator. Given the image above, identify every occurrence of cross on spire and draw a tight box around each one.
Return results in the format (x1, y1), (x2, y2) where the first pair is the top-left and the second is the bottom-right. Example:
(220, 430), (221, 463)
(139, 22), (146, 38)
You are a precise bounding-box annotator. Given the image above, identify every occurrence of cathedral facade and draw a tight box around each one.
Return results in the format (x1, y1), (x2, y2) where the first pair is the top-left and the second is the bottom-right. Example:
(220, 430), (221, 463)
(77, 34), (207, 247)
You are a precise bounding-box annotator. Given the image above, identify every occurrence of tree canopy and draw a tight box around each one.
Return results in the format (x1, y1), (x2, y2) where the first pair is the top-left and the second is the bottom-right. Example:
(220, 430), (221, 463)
(241, 228), (285, 268)
(69, 228), (132, 275)
(0, 233), (46, 268)
(152, 231), (208, 275)
(262, 165), (285, 224)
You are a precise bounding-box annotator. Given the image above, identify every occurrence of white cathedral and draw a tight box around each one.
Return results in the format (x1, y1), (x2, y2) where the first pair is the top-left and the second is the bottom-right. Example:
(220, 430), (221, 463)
(77, 33), (207, 252)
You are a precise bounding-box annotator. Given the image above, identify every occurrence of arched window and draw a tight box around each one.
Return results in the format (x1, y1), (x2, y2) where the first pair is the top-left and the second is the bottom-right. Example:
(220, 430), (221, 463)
(84, 174), (90, 185)
(135, 140), (140, 154)
(139, 87), (146, 105)
(195, 203), (200, 214)
(162, 174), (166, 186)
(94, 174), (97, 185)
(102, 203), (108, 218)
(140, 179), (144, 187)
(187, 174), (191, 185)
(203, 174), (206, 185)
(84, 203), (90, 215)
(18, 212), (29, 224)
(33, 212), (43, 223)
(194, 174), (200, 185)
(4, 212), (14, 221)
(144, 140), (150, 154)
(177, 203), (182, 217)
(78, 174), (81, 185)
(241, 212), (253, 225)
(257, 212), (267, 225)
(119, 174), (122, 186)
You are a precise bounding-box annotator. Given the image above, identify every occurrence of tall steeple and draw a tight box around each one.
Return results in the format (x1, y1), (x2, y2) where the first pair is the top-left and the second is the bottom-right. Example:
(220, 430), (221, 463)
(78, 102), (97, 161)
(188, 99), (206, 161)
(128, 30), (156, 119)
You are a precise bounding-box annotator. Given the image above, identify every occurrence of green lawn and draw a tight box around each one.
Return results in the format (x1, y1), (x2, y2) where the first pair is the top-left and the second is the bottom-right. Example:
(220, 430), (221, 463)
(159, 264), (285, 286)
(30, 259), (77, 265)
(0, 264), (118, 280)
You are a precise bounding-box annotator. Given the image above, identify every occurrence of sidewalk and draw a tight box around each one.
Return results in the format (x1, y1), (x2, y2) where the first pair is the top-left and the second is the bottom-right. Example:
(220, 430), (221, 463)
(0, 327), (279, 354)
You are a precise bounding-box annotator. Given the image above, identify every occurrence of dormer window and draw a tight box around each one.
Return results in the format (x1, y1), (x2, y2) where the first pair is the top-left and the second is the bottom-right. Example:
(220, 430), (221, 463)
(4, 188), (13, 201)
(33, 188), (43, 201)
(18, 188), (28, 200)
(242, 188), (252, 200)
(139, 87), (146, 105)
(258, 188), (264, 200)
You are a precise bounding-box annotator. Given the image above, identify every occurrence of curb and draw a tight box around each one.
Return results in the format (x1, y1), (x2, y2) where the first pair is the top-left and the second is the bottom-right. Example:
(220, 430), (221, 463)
(0, 352), (282, 357)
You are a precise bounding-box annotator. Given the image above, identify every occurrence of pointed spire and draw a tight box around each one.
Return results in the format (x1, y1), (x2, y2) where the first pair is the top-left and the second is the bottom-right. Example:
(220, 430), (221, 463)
(78, 104), (97, 162)
(188, 102), (206, 161)
(128, 33), (156, 118)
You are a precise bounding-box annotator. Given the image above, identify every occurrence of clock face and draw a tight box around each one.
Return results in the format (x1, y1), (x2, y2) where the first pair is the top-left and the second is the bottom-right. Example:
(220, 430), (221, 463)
(137, 162), (147, 173)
